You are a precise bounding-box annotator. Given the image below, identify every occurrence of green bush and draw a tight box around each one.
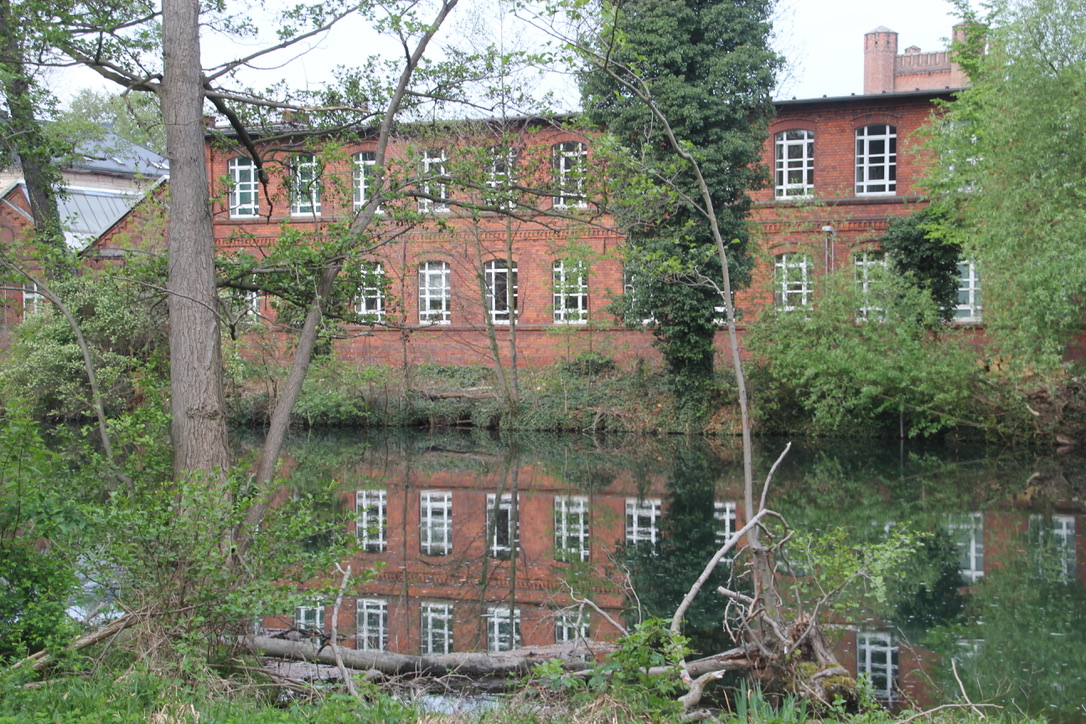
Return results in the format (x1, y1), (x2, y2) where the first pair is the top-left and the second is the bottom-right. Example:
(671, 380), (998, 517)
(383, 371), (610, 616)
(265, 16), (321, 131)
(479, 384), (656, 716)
(747, 267), (983, 437)
(0, 274), (167, 420)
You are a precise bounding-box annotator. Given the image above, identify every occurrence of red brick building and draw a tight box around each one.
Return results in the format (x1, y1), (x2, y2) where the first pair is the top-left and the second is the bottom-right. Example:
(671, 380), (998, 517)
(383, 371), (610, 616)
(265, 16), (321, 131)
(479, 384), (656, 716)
(90, 26), (975, 370)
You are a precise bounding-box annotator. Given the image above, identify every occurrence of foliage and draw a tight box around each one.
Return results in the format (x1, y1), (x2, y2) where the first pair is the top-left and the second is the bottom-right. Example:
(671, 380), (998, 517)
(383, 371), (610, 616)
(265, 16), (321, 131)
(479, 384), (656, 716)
(0, 667), (419, 723)
(784, 524), (925, 619)
(60, 88), (166, 154)
(747, 265), (984, 437)
(879, 208), (961, 322)
(924, 530), (1086, 721)
(0, 411), (80, 662)
(927, 0), (1086, 367)
(534, 618), (688, 721)
(580, 0), (781, 398)
(0, 270), (168, 420)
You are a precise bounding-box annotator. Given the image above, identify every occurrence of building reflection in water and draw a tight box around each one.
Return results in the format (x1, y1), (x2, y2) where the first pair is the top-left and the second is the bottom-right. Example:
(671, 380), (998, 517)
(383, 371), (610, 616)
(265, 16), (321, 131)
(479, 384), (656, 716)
(258, 432), (1084, 715)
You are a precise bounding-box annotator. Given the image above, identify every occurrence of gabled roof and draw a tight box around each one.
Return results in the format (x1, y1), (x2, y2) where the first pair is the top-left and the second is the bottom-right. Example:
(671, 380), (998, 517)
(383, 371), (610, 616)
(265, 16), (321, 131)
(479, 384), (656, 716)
(58, 186), (145, 249)
(67, 128), (168, 178)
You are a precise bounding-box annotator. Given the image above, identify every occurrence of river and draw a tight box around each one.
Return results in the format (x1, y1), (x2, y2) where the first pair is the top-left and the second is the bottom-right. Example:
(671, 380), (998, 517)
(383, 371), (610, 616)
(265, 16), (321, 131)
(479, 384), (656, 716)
(254, 429), (1086, 721)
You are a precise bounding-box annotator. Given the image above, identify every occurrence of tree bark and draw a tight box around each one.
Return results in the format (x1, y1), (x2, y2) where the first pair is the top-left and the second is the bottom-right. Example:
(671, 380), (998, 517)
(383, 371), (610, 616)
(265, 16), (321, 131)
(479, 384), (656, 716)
(161, 0), (230, 479)
(242, 635), (594, 678)
(0, 0), (66, 274)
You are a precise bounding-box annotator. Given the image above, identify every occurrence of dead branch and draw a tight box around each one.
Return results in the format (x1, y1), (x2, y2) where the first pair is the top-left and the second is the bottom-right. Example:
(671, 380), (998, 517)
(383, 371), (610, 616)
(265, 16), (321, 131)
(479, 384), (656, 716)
(241, 635), (597, 679)
(670, 508), (774, 636)
(330, 564), (358, 698)
(10, 613), (139, 673)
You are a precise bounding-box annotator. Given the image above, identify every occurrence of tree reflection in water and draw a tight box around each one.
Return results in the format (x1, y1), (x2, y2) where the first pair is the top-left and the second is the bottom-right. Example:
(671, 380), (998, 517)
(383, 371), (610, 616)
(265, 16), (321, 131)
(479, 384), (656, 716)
(258, 430), (1084, 719)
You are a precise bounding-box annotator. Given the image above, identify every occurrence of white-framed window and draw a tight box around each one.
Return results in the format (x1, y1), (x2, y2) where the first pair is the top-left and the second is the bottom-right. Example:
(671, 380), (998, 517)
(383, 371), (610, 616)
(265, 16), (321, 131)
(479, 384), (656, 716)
(353, 150), (377, 212)
(854, 250), (888, 320)
(554, 495), (590, 562)
(486, 146), (516, 209)
(418, 261), (451, 325)
(421, 602), (453, 655)
(228, 157), (259, 218)
(356, 598), (387, 651)
(290, 153), (321, 216)
(355, 262), (385, 322)
(775, 129), (814, 198)
(294, 602), (324, 633)
(552, 141), (587, 208)
(484, 259), (518, 324)
(955, 260), (982, 322)
(774, 253), (813, 311)
(419, 148), (447, 213)
(21, 283), (43, 314)
(554, 610), (590, 644)
(1030, 513), (1076, 583)
(714, 500), (737, 557)
(420, 491), (452, 556)
(552, 259), (588, 324)
(857, 631), (899, 702)
(486, 605), (521, 652)
(626, 498), (662, 546)
(622, 270), (655, 326)
(356, 488), (387, 553)
(855, 124), (896, 195)
(947, 512), (984, 583)
(487, 493), (520, 559)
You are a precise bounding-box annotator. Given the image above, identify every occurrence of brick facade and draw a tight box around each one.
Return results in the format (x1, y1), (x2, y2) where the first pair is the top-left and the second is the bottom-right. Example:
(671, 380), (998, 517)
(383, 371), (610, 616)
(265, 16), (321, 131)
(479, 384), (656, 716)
(188, 82), (960, 370)
(83, 28), (971, 370)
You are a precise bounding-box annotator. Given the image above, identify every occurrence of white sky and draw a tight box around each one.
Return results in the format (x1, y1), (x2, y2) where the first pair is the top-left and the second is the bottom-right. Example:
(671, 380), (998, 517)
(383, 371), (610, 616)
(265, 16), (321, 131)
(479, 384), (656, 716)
(48, 0), (967, 108)
(773, 0), (964, 100)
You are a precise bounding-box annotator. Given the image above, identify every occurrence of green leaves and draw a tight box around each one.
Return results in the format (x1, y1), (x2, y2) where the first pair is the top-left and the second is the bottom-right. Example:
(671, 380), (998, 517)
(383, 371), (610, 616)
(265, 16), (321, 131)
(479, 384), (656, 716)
(928, 0), (1086, 367)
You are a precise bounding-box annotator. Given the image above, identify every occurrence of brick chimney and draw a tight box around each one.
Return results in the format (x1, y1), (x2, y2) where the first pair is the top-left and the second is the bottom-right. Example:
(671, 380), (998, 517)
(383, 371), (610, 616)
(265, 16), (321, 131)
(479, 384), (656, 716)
(949, 23), (969, 89)
(864, 26), (899, 94)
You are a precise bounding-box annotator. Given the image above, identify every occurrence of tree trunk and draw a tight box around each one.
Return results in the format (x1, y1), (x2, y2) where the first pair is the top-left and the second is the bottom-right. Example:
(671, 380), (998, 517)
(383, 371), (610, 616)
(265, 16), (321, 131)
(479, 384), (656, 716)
(161, 0), (229, 479)
(0, 0), (66, 275)
(243, 635), (595, 678)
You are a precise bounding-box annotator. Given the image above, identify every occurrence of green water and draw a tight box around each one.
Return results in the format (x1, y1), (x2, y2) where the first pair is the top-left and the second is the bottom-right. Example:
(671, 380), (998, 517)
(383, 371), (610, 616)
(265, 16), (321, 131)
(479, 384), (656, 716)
(263, 429), (1085, 721)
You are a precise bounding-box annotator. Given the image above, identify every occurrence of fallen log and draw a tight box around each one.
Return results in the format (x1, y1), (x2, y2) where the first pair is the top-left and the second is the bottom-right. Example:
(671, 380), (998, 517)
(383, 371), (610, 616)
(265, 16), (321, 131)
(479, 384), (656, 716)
(241, 635), (606, 679)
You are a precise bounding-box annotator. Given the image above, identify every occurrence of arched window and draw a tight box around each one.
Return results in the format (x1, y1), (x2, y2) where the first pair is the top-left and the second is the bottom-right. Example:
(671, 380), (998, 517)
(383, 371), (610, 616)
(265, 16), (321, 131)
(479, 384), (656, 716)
(853, 250), (887, 320)
(552, 141), (587, 208)
(774, 129), (814, 198)
(419, 148), (447, 212)
(774, 252), (813, 311)
(484, 259), (518, 323)
(855, 124), (897, 195)
(353, 151), (377, 211)
(228, 157), (258, 218)
(955, 260), (982, 322)
(552, 259), (588, 323)
(355, 262), (385, 321)
(418, 261), (451, 324)
(290, 153), (321, 216)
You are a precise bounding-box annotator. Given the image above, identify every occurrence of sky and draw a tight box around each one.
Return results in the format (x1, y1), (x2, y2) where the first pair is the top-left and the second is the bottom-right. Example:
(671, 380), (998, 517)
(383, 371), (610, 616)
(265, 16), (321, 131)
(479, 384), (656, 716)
(48, 0), (967, 108)
(773, 0), (964, 100)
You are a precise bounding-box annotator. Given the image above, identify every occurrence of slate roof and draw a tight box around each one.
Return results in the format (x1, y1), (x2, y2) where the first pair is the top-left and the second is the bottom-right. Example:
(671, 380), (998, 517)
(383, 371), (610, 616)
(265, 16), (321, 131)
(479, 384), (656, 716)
(67, 128), (169, 178)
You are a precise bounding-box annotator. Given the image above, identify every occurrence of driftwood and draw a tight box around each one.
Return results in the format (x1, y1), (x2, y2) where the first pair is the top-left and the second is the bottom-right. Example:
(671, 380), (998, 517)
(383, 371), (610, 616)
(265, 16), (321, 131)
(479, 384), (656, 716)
(11, 613), (138, 673)
(419, 387), (494, 400)
(241, 635), (603, 679)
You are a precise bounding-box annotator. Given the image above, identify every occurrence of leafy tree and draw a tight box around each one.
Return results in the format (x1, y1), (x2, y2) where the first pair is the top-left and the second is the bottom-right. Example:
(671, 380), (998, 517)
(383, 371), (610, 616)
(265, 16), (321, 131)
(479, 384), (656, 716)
(60, 89), (166, 155)
(580, 0), (780, 401)
(747, 264), (982, 436)
(879, 208), (961, 322)
(929, 0), (1086, 366)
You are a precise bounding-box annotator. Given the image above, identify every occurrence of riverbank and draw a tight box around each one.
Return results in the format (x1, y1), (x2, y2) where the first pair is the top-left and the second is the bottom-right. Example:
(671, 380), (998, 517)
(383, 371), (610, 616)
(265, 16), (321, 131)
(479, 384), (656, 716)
(226, 354), (746, 436)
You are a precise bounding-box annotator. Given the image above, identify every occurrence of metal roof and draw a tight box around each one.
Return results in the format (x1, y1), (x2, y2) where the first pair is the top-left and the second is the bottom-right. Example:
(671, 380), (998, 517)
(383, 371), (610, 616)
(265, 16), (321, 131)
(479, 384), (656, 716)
(56, 186), (142, 250)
